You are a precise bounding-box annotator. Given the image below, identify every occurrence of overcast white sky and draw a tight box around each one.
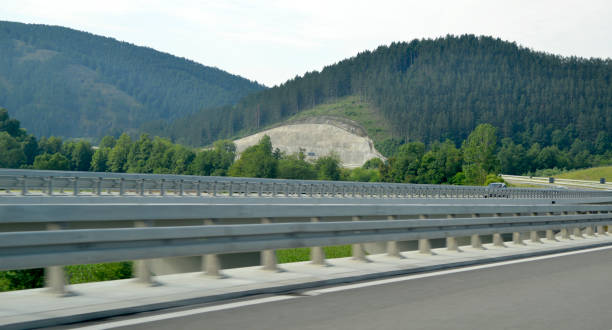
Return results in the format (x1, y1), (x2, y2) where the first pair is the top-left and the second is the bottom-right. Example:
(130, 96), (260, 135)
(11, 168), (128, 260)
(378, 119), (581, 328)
(2, 0), (611, 86)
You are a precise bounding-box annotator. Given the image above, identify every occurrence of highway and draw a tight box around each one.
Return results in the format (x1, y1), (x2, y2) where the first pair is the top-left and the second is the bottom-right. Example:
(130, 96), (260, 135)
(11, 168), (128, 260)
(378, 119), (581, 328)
(63, 247), (612, 330)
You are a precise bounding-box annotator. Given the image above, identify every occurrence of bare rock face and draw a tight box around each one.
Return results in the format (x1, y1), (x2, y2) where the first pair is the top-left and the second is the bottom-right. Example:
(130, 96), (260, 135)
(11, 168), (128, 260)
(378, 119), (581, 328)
(234, 118), (385, 168)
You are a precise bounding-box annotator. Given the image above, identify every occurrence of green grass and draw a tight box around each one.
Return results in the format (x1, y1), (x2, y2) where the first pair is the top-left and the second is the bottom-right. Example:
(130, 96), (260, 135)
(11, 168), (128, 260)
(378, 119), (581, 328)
(280, 95), (393, 144)
(554, 166), (612, 181)
(277, 245), (352, 263)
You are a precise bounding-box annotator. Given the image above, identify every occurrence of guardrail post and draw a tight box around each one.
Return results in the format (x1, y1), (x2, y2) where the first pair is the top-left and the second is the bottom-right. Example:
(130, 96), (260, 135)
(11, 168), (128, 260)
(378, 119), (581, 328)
(260, 218), (280, 271)
(560, 228), (570, 240)
(418, 215), (433, 254)
(310, 217), (327, 265)
(608, 224), (612, 234)
(492, 213), (506, 247)
(445, 214), (460, 252)
(544, 212), (557, 241)
(133, 220), (156, 285)
(203, 219), (223, 278)
(596, 225), (605, 236)
(45, 223), (70, 296)
(573, 227), (584, 239)
(386, 215), (403, 258)
(178, 180), (184, 196)
(585, 225), (595, 237)
(530, 212), (542, 243)
(72, 177), (79, 196)
(139, 179), (145, 196)
(470, 214), (484, 249)
(512, 213), (525, 245)
(19, 176), (27, 196)
(196, 180), (202, 196)
(46, 176), (54, 195)
(96, 177), (102, 196)
(119, 178), (125, 196)
(351, 216), (369, 261)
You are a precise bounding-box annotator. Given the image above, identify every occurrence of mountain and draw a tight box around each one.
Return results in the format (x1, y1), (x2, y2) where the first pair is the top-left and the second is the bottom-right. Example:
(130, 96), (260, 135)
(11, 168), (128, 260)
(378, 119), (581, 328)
(152, 35), (611, 152)
(0, 21), (264, 139)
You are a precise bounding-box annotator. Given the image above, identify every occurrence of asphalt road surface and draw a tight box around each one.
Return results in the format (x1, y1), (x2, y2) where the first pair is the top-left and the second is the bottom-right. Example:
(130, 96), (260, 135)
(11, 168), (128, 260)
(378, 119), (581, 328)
(67, 247), (612, 330)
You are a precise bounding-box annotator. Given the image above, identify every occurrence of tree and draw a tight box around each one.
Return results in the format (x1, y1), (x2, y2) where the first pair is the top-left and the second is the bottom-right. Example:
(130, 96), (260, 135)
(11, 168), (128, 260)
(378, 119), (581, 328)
(71, 141), (94, 171)
(107, 133), (132, 172)
(314, 153), (342, 181)
(228, 135), (277, 178)
(32, 153), (70, 170)
(0, 108), (24, 138)
(385, 142), (425, 183)
(90, 148), (110, 172)
(0, 132), (26, 168)
(277, 153), (317, 180)
(462, 124), (498, 185)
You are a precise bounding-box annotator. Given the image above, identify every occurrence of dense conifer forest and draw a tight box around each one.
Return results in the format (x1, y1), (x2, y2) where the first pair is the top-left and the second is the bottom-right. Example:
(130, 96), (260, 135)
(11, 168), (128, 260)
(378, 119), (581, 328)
(0, 21), (264, 139)
(152, 35), (611, 155)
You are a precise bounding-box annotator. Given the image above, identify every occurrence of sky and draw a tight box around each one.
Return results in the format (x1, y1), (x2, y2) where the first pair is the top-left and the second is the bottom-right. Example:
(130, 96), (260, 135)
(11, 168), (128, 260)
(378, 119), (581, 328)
(2, 0), (612, 87)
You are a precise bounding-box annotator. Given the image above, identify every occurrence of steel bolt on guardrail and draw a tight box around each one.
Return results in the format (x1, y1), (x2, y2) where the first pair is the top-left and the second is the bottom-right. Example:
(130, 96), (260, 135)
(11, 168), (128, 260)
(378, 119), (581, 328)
(2, 169), (611, 199)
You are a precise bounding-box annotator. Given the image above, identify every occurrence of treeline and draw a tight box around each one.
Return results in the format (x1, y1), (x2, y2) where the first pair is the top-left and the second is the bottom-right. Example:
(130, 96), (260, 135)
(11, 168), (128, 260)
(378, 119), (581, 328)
(150, 35), (612, 156)
(0, 21), (264, 139)
(2, 108), (610, 184)
(0, 108), (353, 180)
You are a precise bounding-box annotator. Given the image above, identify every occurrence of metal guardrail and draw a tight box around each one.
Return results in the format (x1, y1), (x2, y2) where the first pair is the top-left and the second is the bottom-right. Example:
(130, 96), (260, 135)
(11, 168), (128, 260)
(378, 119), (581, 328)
(2, 169), (610, 199)
(1, 212), (611, 271)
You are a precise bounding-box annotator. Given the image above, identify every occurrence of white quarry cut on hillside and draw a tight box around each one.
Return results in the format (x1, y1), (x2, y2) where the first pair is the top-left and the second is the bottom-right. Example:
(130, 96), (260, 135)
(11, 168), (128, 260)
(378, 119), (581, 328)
(233, 118), (385, 168)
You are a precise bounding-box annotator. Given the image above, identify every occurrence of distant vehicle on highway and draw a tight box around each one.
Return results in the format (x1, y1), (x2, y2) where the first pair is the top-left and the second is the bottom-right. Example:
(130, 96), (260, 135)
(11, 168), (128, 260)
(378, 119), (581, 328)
(486, 182), (507, 198)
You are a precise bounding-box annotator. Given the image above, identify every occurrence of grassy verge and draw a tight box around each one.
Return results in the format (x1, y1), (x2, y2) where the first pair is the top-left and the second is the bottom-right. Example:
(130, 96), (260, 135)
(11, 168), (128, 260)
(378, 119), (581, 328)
(277, 245), (352, 263)
(0, 262), (133, 292)
(554, 166), (612, 181)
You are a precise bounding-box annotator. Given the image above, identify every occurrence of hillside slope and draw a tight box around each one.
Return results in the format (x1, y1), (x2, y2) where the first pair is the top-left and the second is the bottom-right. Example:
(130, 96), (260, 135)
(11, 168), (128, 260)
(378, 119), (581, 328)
(154, 35), (612, 151)
(233, 116), (385, 168)
(0, 21), (264, 139)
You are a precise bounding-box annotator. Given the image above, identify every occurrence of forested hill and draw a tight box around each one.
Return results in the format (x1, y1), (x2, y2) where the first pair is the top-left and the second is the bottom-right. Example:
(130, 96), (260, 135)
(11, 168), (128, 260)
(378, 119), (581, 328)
(153, 35), (611, 149)
(0, 21), (264, 139)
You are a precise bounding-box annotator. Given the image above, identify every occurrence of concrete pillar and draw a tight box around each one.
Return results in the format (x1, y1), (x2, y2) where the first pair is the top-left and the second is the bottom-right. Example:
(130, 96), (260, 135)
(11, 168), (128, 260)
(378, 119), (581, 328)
(133, 220), (156, 285)
(45, 223), (69, 295)
(386, 215), (403, 258)
(546, 229), (556, 241)
(419, 239), (432, 254)
(608, 225), (612, 234)
(513, 213), (523, 245)
(446, 214), (460, 251)
(513, 232), (524, 245)
(530, 231), (541, 243)
(585, 226), (595, 237)
(597, 225), (605, 236)
(446, 237), (460, 251)
(530, 212), (541, 243)
(45, 266), (68, 296)
(492, 213), (505, 247)
(351, 216), (369, 262)
(418, 215), (432, 254)
(560, 228), (570, 240)
(493, 233), (506, 247)
(470, 214), (484, 249)
(260, 218), (280, 271)
(310, 217), (327, 265)
(573, 227), (584, 239)
(471, 234), (484, 249)
(202, 219), (223, 278)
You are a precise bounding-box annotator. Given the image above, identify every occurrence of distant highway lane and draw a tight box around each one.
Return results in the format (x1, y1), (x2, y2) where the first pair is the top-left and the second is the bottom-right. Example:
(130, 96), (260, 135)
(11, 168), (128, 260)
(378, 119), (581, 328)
(67, 247), (612, 330)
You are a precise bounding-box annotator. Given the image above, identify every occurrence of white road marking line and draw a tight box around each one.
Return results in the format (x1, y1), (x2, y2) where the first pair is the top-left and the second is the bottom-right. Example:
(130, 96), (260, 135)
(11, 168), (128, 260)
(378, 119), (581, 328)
(71, 295), (297, 330)
(72, 244), (612, 329)
(303, 245), (612, 295)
